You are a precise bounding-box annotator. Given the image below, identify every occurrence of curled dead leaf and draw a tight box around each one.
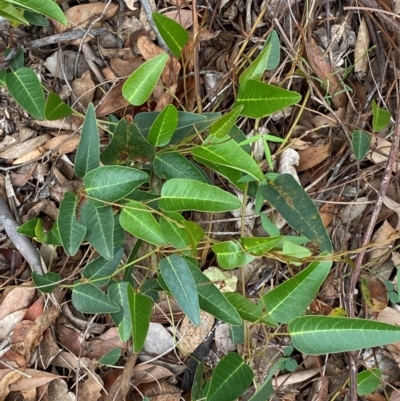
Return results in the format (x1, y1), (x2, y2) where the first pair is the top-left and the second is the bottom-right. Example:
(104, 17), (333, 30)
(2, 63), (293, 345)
(354, 18), (371, 78)
(297, 139), (331, 171)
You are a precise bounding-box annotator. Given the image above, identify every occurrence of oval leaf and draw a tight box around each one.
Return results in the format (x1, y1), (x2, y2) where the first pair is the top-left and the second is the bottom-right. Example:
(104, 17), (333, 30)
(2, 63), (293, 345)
(357, 369), (381, 396)
(45, 92), (72, 120)
(212, 241), (255, 269)
(240, 236), (282, 256)
(148, 104), (178, 146)
(152, 12), (189, 59)
(127, 286), (153, 352)
(8, 0), (67, 24)
(120, 201), (166, 247)
(84, 166), (148, 203)
(352, 130), (371, 161)
(206, 353), (253, 401)
(261, 174), (332, 252)
(159, 178), (242, 212)
(72, 284), (120, 314)
(109, 282), (132, 342)
(261, 258), (332, 323)
(235, 79), (301, 119)
(6, 67), (45, 120)
(159, 255), (200, 326)
(32, 271), (61, 293)
(372, 99), (391, 132)
(57, 192), (86, 256)
(122, 53), (169, 106)
(289, 316), (400, 355)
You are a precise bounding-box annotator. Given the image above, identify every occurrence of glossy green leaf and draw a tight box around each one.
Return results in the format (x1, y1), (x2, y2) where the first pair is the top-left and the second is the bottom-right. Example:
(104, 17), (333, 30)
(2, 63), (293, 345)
(160, 178), (242, 212)
(84, 166), (148, 203)
(0, 0), (28, 24)
(75, 103), (99, 177)
(261, 174), (332, 252)
(98, 348), (121, 366)
(23, 10), (49, 26)
(80, 202), (114, 260)
(32, 271), (61, 293)
(191, 363), (204, 401)
(148, 104), (178, 146)
(186, 260), (242, 325)
(8, 0), (67, 24)
(235, 79), (301, 119)
(154, 152), (210, 183)
(182, 220), (204, 254)
(57, 192), (86, 256)
(72, 284), (120, 314)
(46, 220), (62, 246)
(240, 236), (282, 256)
(289, 316), (400, 355)
(122, 53), (169, 105)
(239, 30), (280, 84)
(152, 12), (189, 58)
(128, 286), (153, 352)
(159, 255), (200, 326)
(372, 100), (391, 132)
(261, 258), (332, 323)
(160, 213), (191, 251)
(109, 282), (132, 342)
(357, 369), (381, 396)
(6, 67), (45, 120)
(209, 106), (243, 138)
(224, 292), (277, 326)
(45, 92), (72, 120)
(101, 119), (155, 165)
(192, 136), (264, 182)
(120, 200), (166, 246)
(281, 240), (312, 264)
(352, 130), (371, 161)
(206, 353), (253, 401)
(17, 218), (47, 242)
(212, 241), (255, 269)
(82, 247), (124, 287)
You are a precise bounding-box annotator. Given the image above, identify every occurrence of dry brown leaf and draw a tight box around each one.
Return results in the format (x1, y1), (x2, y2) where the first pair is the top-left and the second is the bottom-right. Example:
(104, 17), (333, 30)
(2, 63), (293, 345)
(273, 368), (319, 388)
(0, 287), (35, 321)
(141, 381), (181, 401)
(0, 370), (22, 401)
(13, 146), (46, 165)
(71, 70), (95, 108)
(0, 135), (51, 160)
(110, 58), (142, 78)
(179, 311), (214, 355)
(319, 198), (338, 228)
(305, 37), (347, 109)
(340, 197), (369, 223)
(297, 139), (331, 171)
(0, 310), (26, 341)
(163, 9), (193, 29)
(354, 17), (370, 78)
(155, 83), (177, 111)
(77, 359), (103, 401)
(131, 364), (174, 385)
(44, 135), (80, 156)
(368, 220), (397, 263)
(383, 195), (400, 231)
(165, 0), (190, 7)
(47, 378), (76, 401)
(54, 3), (118, 44)
(368, 135), (400, 172)
(137, 35), (164, 60)
(361, 275), (387, 313)
(9, 369), (61, 392)
(96, 83), (130, 117)
(215, 323), (236, 354)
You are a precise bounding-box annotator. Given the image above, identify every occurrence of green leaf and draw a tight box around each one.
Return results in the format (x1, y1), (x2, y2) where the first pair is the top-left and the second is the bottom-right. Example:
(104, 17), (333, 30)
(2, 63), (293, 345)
(120, 201), (166, 246)
(155, 152), (211, 183)
(224, 292), (277, 326)
(8, 0), (67, 24)
(72, 284), (120, 314)
(84, 166), (148, 203)
(372, 100), (391, 132)
(239, 30), (280, 84)
(57, 192), (86, 256)
(289, 316), (400, 355)
(0, 0), (28, 24)
(262, 258), (332, 323)
(160, 178), (242, 212)
(6, 67), (45, 120)
(240, 236), (282, 256)
(159, 255), (200, 326)
(128, 286), (153, 352)
(357, 369), (381, 396)
(98, 348), (121, 366)
(212, 241), (255, 269)
(32, 271), (61, 293)
(192, 363), (204, 401)
(206, 353), (253, 401)
(281, 240), (312, 264)
(351, 130), (371, 161)
(209, 106), (243, 138)
(148, 104), (178, 146)
(152, 12), (189, 58)
(235, 79), (301, 119)
(261, 174), (332, 252)
(82, 247), (124, 287)
(17, 218), (47, 242)
(192, 136), (264, 182)
(80, 203), (114, 260)
(122, 53), (169, 106)
(182, 220), (204, 254)
(45, 92), (72, 120)
(186, 260), (242, 325)
(160, 213), (191, 251)
(23, 10), (49, 26)
(75, 103), (99, 177)
(109, 282), (132, 342)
